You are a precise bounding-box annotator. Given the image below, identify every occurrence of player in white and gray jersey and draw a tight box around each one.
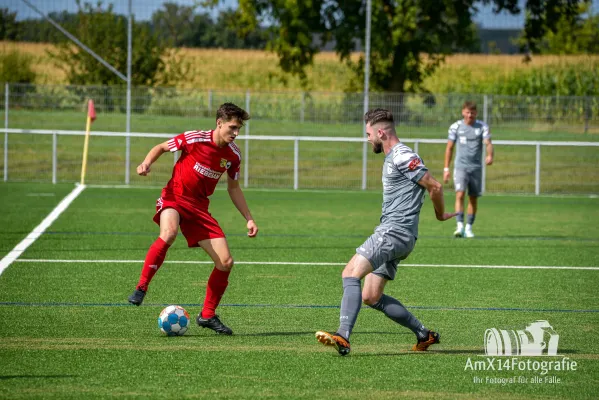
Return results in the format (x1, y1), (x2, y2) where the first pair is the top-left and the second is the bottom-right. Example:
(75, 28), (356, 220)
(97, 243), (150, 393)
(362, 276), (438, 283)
(443, 101), (494, 238)
(315, 109), (456, 356)
(380, 142), (427, 237)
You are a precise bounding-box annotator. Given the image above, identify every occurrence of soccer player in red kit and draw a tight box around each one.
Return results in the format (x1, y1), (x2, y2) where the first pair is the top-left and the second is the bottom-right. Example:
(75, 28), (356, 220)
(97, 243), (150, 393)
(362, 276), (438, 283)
(128, 103), (258, 335)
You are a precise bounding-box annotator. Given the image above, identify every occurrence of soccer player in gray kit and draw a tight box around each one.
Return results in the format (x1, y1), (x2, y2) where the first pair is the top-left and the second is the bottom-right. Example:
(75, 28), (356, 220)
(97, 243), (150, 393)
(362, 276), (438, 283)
(316, 108), (456, 356)
(443, 101), (494, 238)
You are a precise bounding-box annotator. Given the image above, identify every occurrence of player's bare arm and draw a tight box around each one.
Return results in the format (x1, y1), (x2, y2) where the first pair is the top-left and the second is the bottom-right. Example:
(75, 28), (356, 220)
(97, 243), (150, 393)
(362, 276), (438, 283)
(227, 176), (258, 237)
(418, 171), (457, 221)
(443, 141), (455, 183)
(485, 138), (494, 165)
(137, 141), (170, 176)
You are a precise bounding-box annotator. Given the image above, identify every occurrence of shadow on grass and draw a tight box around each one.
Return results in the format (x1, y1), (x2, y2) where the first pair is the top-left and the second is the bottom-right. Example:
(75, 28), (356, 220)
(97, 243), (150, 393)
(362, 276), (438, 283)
(351, 349), (481, 357)
(236, 330), (413, 337)
(179, 330), (412, 338)
(350, 352), (411, 357)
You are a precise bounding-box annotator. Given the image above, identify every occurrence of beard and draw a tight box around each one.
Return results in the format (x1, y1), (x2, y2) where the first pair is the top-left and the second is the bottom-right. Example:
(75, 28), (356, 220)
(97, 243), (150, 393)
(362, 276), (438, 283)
(372, 141), (383, 154)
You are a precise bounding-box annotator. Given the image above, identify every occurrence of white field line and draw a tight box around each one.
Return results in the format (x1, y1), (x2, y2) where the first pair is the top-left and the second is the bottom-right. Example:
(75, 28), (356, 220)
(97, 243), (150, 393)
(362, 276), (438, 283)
(13, 259), (599, 270)
(85, 184), (599, 199)
(0, 185), (86, 276)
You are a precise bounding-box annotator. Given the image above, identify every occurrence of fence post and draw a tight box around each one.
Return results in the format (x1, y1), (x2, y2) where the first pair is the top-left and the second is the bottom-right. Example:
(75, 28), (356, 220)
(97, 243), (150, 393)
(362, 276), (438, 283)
(208, 89), (212, 115)
(125, 90), (131, 185)
(482, 94), (491, 193)
(361, 142), (368, 190)
(3, 83), (8, 182)
(483, 95), (489, 124)
(584, 96), (589, 134)
(52, 132), (57, 184)
(535, 143), (541, 196)
(414, 140), (419, 155)
(482, 150), (486, 194)
(300, 92), (305, 123)
(294, 138), (299, 190)
(244, 90), (250, 188)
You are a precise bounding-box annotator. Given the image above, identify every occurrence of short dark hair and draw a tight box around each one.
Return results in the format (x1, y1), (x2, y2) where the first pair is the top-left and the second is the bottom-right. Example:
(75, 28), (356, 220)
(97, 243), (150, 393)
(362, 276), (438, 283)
(216, 103), (250, 124)
(364, 108), (394, 126)
(462, 101), (477, 111)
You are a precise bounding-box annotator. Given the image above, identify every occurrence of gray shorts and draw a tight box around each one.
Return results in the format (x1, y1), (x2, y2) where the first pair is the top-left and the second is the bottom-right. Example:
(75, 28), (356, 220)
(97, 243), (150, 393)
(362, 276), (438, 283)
(454, 168), (482, 197)
(356, 225), (416, 281)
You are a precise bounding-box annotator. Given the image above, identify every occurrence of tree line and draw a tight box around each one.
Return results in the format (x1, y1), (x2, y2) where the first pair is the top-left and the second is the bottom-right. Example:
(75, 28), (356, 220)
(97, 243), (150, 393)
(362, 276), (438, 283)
(1, 0), (598, 93)
(0, 3), (269, 49)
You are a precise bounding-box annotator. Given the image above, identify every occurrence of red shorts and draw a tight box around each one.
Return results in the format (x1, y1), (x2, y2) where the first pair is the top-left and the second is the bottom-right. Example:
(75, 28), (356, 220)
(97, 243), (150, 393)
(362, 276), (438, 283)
(153, 192), (225, 247)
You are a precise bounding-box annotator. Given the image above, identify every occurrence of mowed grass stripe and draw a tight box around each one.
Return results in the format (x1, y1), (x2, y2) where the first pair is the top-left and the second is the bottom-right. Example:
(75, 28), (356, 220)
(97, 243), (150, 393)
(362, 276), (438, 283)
(13, 259), (599, 270)
(1, 302), (598, 313)
(3, 338), (599, 360)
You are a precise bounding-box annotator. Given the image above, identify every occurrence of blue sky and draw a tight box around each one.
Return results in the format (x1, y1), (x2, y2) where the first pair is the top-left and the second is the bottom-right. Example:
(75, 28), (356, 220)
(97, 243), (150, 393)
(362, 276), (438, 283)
(7, 0), (599, 29)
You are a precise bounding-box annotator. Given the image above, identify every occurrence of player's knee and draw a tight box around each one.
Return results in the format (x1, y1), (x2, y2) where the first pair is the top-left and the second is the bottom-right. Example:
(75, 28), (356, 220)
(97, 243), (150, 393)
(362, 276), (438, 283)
(342, 266), (364, 279)
(218, 256), (234, 271)
(159, 229), (178, 244)
(362, 292), (381, 306)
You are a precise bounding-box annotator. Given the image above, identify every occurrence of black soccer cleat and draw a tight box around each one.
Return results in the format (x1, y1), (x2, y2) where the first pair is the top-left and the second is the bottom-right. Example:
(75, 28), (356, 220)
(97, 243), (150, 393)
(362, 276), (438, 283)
(196, 314), (233, 335)
(128, 289), (146, 306)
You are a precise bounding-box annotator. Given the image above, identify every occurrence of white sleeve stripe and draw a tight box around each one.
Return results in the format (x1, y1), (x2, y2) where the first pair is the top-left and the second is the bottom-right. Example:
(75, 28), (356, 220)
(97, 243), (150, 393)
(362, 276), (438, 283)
(183, 131), (211, 135)
(186, 132), (210, 136)
(229, 143), (242, 162)
(185, 135), (211, 141)
(185, 132), (211, 139)
(187, 138), (211, 144)
(167, 140), (179, 152)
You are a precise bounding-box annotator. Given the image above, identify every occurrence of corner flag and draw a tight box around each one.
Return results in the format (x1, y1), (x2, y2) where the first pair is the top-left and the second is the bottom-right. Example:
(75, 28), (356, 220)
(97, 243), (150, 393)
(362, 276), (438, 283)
(88, 98), (96, 122)
(80, 99), (96, 185)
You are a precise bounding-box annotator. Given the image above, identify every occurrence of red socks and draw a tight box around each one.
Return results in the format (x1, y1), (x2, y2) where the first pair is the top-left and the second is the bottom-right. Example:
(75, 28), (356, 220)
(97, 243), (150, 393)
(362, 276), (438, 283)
(136, 238), (170, 292)
(201, 268), (231, 319)
(136, 239), (230, 318)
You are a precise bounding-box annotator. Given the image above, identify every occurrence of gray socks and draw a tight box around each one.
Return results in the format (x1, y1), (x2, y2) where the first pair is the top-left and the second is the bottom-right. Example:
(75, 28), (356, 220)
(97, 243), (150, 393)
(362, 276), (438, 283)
(337, 278), (429, 341)
(370, 294), (429, 340)
(337, 277), (362, 341)
(467, 213), (476, 225)
(456, 211), (464, 223)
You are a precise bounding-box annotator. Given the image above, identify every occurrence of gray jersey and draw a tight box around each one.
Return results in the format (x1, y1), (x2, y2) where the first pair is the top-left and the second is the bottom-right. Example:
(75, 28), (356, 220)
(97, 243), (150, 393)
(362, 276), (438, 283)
(448, 119), (491, 170)
(380, 143), (428, 238)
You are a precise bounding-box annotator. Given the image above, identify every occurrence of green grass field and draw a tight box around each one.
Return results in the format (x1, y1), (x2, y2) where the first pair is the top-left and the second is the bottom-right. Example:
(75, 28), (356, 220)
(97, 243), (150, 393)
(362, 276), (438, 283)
(0, 182), (598, 399)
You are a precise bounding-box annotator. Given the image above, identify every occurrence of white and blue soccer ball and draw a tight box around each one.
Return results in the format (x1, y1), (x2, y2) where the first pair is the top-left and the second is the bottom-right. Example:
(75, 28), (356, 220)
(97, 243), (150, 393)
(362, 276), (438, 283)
(158, 305), (190, 336)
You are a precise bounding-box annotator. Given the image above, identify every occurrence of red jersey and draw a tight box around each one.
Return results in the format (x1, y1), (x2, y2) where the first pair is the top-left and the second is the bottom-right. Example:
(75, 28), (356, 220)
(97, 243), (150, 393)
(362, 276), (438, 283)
(163, 130), (241, 207)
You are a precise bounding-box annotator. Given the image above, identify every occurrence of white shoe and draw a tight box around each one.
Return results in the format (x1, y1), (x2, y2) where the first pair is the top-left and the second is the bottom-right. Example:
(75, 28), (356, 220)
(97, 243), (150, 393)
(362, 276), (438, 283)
(453, 228), (464, 238)
(464, 229), (475, 238)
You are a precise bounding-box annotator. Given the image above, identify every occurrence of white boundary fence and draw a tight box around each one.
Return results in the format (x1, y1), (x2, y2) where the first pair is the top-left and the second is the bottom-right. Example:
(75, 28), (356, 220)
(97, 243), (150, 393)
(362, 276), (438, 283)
(2, 128), (599, 195)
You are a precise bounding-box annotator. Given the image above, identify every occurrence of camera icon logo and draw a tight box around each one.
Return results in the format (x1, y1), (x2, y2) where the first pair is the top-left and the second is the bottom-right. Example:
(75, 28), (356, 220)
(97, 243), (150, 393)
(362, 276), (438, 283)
(484, 320), (559, 356)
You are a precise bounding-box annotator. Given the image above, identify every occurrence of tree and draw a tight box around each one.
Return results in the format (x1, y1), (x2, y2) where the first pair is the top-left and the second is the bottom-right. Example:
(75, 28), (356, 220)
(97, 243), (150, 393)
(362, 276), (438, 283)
(48, 1), (184, 86)
(231, 0), (482, 92)
(0, 8), (20, 40)
(219, 0), (590, 92)
(210, 9), (270, 49)
(519, 1), (599, 54)
(151, 2), (198, 47)
(150, 4), (269, 49)
(17, 11), (79, 43)
(0, 50), (37, 84)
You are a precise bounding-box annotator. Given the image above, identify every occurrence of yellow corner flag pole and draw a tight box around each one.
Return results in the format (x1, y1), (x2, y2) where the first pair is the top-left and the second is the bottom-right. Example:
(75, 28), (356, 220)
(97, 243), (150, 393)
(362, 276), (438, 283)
(80, 99), (96, 185)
